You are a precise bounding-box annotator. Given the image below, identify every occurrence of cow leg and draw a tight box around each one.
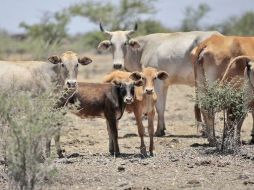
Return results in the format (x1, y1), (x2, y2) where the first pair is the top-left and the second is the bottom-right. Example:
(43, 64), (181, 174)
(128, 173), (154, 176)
(107, 118), (120, 156)
(54, 130), (64, 158)
(251, 111), (254, 144)
(201, 109), (217, 146)
(148, 109), (155, 156)
(106, 120), (114, 155)
(236, 117), (245, 146)
(155, 80), (168, 136)
(133, 103), (147, 157)
(194, 103), (206, 136)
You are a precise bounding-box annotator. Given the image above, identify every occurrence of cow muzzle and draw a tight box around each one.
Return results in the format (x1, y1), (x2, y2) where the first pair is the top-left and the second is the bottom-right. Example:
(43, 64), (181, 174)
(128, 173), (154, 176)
(113, 64), (123, 70)
(124, 96), (134, 104)
(66, 80), (77, 89)
(145, 88), (154, 95)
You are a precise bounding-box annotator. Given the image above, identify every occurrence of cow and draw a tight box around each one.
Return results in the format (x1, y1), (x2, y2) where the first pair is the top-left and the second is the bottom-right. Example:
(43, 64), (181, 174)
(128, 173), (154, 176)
(55, 80), (143, 156)
(0, 51), (92, 91)
(193, 34), (254, 146)
(98, 22), (221, 137)
(0, 51), (93, 158)
(221, 55), (254, 144)
(103, 67), (169, 156)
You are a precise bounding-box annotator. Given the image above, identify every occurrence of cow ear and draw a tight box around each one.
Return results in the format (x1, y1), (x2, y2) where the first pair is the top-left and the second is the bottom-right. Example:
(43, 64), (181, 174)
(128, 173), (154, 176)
(157, 71), (169, 80)
(97, 40), (111, 51)
(48, 55), (61, 64)
(134, 80), (144, 87)
(78, 56), (92, 65)
(129, 71), (142, 81)
(111, 80), (122, 87)
(128, 39), (141, 50)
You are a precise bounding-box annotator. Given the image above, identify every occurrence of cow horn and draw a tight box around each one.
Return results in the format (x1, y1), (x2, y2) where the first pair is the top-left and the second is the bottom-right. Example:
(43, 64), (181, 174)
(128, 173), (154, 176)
(99, 22), (112, 36)
(220, 55), (254, 84)
(127, 22), (138, 36)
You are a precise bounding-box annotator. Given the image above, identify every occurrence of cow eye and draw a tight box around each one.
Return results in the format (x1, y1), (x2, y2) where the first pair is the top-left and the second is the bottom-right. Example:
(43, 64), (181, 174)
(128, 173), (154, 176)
(124, 41), (128, 46)
(76, 64), (79, 67)
(61, 63), (65, 68)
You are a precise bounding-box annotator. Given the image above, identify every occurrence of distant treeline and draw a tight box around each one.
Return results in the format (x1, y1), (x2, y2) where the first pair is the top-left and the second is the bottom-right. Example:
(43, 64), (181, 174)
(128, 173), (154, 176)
(0, 0), (254, 59)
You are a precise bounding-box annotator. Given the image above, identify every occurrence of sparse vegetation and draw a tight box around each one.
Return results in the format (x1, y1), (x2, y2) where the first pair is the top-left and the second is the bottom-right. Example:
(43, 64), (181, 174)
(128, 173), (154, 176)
(0, 87), (68, 190)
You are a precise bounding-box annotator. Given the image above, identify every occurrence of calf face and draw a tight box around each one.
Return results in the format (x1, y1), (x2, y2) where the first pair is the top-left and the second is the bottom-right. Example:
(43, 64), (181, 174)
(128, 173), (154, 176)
(48, 51), (92, 88)
(113, 80), (143, 104)
(129, 67), (169, 95)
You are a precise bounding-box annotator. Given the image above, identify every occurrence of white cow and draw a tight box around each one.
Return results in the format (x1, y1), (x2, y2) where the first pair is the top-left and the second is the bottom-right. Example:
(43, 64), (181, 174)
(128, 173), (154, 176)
(98, 23), (221, 136)
(0, 51), (92, 157)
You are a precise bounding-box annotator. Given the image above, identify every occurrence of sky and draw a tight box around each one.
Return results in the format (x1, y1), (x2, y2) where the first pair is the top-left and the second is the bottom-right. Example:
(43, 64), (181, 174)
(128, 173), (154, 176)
(1, 0), (254, 35)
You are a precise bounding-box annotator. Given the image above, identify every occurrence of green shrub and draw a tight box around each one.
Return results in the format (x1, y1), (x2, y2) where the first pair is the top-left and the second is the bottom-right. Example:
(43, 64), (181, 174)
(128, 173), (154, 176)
(0, 88), (67, 190)
(199, 80), (248, 152)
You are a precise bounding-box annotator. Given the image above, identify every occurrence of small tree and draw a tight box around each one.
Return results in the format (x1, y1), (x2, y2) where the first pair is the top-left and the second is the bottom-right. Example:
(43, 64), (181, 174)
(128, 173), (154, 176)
(199, 80), (247, 153)
(180, 3), (210, 31)
(68, 0), (158, 30)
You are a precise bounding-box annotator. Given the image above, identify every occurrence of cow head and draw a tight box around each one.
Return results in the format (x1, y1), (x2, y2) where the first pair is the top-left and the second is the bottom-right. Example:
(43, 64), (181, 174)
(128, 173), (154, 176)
(129, 67), (169, 95)
(48, 51), (92, 89)
(112, 79), (143, 104)
(98, 22), (141, 70)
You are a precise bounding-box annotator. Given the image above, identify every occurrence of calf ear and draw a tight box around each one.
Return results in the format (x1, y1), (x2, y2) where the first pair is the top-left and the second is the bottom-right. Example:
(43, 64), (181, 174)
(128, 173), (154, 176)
(97, 40), (111, 51)
(134, 80), (144, 87)
(78, 57), (92, 65)
(48, 55), (61, 64)
(157, 71), (169, 80)
(128, 39), (141, 50)
(129, 71), (142, 81)
(111, 80), (122, 87)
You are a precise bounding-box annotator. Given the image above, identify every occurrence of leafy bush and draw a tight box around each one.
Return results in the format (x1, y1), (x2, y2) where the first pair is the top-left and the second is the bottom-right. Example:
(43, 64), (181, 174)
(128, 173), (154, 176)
(0, 87), (67, 190)
(199, 80), (248, 152)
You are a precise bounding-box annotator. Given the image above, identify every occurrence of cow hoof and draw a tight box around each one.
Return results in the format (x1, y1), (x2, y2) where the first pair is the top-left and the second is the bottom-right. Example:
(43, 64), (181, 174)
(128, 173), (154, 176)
(150, 152), (154, 157)
(250, 138), (254, 145)
(140, 148), (147, 157)
(110, 152), (120, 157)
(57, 149), (65, 158)
(155, 130), (165, 137)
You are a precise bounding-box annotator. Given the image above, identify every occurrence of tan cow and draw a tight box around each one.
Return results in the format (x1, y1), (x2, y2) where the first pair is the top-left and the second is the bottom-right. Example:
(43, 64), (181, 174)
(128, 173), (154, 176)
(103, 67), (169, 156)
(193, 34), (254, 145)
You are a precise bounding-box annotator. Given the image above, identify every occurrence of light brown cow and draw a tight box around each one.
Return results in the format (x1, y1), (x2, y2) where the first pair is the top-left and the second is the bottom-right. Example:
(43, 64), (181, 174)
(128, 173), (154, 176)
(193, 34), (254, 145)
(103, 67), (169, 156)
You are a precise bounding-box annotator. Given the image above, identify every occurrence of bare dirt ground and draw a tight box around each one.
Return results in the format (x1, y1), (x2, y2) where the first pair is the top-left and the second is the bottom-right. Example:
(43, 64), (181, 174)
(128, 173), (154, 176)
(1, 53), (254, 189)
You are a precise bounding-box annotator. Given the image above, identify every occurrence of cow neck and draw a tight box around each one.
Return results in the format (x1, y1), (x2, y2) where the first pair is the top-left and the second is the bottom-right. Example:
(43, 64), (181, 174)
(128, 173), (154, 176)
(52, 64), (65, 92)
(124, 45), (143, 72)
(55, 87), (77, 108)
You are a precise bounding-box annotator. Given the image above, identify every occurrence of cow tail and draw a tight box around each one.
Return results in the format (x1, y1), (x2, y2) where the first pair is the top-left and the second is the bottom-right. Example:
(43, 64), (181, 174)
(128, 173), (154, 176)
(220, 55), (254, 84)
(193, 44), (207, 128)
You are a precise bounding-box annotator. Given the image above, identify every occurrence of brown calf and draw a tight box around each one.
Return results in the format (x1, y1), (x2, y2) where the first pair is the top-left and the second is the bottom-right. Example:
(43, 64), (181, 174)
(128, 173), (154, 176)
(58, 81), (142, 156)
(103, 67), (169, 156)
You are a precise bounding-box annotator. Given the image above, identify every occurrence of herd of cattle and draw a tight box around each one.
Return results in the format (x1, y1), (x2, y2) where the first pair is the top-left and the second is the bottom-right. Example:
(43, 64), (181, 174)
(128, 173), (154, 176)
(1, 23), (254, 157)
